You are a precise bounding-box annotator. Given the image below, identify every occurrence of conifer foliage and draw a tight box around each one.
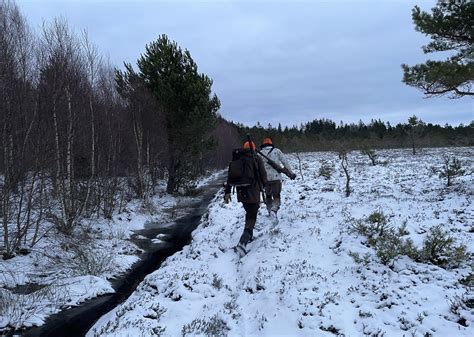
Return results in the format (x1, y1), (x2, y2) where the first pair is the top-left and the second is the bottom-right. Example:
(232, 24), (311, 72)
(136, 35), (220, 192)
(402, 0), (474, 98)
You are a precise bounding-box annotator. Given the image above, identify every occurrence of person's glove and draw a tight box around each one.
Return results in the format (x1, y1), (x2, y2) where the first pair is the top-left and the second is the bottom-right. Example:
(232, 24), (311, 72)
(290, 173), (297, 180)
(224, 193), (231, 204)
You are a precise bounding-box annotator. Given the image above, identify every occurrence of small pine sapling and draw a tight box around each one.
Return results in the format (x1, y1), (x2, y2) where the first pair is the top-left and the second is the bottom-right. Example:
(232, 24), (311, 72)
(407, 115), (424, 155)
(439, 156), (465, 187)
(420, 225), (469, 268)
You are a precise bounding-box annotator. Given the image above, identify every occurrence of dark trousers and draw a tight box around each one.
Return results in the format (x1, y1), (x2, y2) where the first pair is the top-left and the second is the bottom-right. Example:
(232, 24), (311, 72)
(265, 180), (282, 213)
(243, 202), (259, 230)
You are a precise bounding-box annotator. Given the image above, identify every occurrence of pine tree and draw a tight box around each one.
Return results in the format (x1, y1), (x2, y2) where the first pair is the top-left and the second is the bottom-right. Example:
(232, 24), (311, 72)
(440, 156), (465, 186)
(407, 115), (424, 155)
(402, 0), (473, 98)
(136, 35), (220, 192)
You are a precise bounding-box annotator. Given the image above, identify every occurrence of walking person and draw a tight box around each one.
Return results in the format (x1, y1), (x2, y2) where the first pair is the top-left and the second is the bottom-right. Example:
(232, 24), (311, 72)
(224, 140), (268, 255)
(259, 137), (295, 216)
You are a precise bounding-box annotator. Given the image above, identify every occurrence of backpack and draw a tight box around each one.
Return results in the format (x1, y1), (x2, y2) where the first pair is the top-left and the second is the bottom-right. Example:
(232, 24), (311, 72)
(228, 149), (256, 187)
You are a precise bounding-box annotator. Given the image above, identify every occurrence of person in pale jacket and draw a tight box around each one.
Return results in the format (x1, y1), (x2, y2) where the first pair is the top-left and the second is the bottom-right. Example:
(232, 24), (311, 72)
(259, 137), (295, 216)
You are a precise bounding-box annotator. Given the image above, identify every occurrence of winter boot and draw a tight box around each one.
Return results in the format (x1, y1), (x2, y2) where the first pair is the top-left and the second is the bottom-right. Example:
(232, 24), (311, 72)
(235, 228), (253, 257)
(267, 207), (272, 217)
(239, 228), (253, 246)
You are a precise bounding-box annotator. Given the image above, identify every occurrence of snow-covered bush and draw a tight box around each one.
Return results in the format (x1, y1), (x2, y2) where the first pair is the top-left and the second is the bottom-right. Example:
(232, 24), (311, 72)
(419, 225), (469, 268)
(374, 223), (469, 268)
(211, 274), (223, 290)
(375, 230), (418, 265)
(43, 240), (114, 277)
(459, 270), (473, 287)
(349, 209), (392, 242)
(69, 245), (114, 276)
(348, 251), (371, 265)
(181, 314), (230, 337)
(0, 281), (62, 330)
(349, 210), (417, 265)
(448, 293), (473, 327)
(223, 297), (240, 320)
(318, 160), (334, 180)
(143, 303), (167, 320)
(350, 212), (470, 267)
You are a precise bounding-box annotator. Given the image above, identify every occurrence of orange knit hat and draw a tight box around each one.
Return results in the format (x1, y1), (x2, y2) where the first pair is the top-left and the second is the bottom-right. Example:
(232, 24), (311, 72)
(243, 141), (256, 150)
(263, 137), (273, 145)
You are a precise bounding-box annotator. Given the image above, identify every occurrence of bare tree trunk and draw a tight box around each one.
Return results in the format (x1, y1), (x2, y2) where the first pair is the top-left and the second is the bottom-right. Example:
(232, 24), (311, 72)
(90, 95), (95, 177)
(339, 150), (351, 197)
(82, 30), (100, 179)
(31, 171), (46, 247)
(295, 152), (304, 181)
(146, 134), (150, 174)
(166, 151), (177, 194)
(65, 86), (75, 232)
(132, 106), (145, 198)
(52, 94), (61, 191)
(2, 105), (12, 257)
(370, 155), (376, 166)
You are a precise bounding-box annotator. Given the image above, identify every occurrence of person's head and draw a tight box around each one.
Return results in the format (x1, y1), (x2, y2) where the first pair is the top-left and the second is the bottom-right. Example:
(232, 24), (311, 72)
(262, 137), (273, 146)
(243, 141), (256, 151)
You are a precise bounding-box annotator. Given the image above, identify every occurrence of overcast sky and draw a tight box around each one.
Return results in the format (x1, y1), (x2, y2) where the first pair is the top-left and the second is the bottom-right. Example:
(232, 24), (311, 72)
(19, 0), (473, 126)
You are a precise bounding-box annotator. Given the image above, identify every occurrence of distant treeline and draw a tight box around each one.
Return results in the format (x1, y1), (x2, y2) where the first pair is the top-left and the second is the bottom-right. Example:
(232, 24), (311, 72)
(231, 118), (474, 152)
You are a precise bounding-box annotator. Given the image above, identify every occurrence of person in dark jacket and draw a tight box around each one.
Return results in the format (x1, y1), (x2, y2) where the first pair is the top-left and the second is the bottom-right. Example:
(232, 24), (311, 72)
(224, 141), (268, 248)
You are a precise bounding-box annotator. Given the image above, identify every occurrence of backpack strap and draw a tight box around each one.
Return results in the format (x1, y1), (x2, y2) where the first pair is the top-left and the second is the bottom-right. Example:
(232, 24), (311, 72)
(268, 146), (275, 155)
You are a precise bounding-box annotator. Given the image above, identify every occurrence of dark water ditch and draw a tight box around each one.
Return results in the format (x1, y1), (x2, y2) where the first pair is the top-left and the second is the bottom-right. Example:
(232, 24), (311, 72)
(17, 174), (225, 337)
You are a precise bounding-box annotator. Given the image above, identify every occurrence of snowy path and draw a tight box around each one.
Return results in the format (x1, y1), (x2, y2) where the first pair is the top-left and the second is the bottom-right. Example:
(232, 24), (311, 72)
(89, 147), (473, 337)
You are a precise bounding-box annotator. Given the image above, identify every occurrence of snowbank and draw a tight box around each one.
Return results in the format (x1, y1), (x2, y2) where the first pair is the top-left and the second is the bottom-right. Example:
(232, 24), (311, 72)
(0, 179), (194, 331)
(89, 147), (473, 337)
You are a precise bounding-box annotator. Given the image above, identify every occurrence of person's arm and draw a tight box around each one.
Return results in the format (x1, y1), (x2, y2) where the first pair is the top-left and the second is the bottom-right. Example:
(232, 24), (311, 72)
(277, 149), (294, 173)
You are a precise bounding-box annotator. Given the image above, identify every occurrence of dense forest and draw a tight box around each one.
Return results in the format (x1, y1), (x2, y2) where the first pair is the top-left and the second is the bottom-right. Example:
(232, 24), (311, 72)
(0, 1), (472, 258)
(235, 118), (473, 152)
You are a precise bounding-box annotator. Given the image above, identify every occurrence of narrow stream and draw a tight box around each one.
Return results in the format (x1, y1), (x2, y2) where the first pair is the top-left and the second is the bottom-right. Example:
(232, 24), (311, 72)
(20, 174), (225, 337)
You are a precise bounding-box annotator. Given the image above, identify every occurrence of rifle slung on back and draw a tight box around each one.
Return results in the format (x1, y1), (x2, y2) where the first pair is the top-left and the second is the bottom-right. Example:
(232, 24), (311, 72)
(247, 134), (267, 203)
(256, 149), (296, 180)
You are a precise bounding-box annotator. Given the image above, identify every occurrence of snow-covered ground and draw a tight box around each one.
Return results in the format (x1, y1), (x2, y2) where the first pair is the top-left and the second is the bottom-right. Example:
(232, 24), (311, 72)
(88, 147), (473, 337)
(0, 177), (203, 331)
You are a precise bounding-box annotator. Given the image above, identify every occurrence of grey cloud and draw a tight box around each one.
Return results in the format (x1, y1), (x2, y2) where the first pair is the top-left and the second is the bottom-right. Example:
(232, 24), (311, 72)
(19, 0), (473, 127)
